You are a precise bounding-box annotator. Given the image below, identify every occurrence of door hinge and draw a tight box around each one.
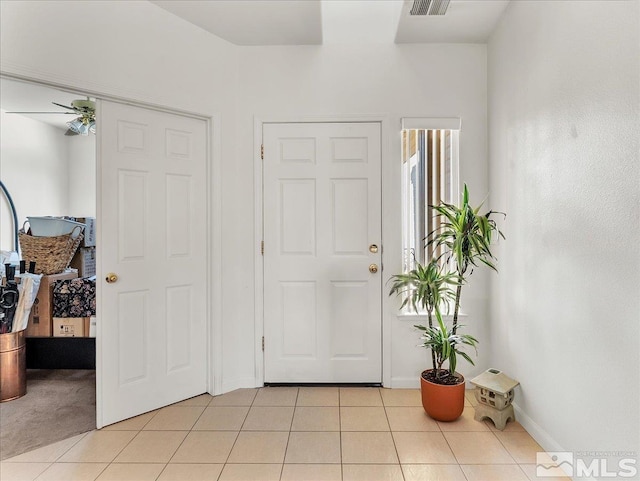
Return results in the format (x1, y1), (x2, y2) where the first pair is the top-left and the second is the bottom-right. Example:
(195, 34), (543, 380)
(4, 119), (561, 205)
(261, 144), (264, 160)
(261, 240), (264, 255)
(262, 336), (265, 351)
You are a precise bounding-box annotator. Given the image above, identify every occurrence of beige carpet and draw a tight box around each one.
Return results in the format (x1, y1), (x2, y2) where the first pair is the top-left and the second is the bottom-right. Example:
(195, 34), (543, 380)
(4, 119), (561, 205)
(0, 369), (96, 460)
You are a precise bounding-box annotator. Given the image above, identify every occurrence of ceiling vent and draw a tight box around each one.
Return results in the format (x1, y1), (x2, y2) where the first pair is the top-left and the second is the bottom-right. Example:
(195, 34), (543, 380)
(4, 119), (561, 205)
(410, 0), (450, 16)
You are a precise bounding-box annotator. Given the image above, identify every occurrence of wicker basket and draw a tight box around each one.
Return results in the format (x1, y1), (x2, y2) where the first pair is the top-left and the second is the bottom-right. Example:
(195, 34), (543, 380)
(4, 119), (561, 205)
(19, 227), (84, 275)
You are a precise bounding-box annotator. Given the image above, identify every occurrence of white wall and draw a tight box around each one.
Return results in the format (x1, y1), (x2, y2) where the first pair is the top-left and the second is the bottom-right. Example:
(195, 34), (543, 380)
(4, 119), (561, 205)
(0, 111), (69, 250)
(488, 0), (639, 456)
(233, 43), (490, 390)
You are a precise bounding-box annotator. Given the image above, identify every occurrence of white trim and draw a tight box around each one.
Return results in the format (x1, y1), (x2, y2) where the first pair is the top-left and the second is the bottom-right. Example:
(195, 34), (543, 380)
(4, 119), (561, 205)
(513, 404), (573, 478)
(209, 113), (224, 396)
(0, 68), (207, 123)
(401, 117), (462, 130)
(253, 117), (265, 387)
(451, 130), (461, 202)
(379, 115), (392, 389)
(1, 71), (210, 123)
(512, 402), (568, 453)
(389, 377), (421, 389)
(254, 114), (391, 388)
(95, 101), (104, 429)
(0, 72), (220, 421)
(222, 376), (261, 394)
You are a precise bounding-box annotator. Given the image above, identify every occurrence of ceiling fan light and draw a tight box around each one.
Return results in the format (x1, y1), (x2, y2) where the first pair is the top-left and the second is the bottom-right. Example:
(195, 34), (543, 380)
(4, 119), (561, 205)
(67, 117), (90, 136)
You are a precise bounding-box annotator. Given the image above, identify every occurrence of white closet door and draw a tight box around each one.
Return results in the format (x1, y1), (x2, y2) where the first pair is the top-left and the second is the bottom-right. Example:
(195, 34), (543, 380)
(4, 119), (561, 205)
(97, 100), (208, 427)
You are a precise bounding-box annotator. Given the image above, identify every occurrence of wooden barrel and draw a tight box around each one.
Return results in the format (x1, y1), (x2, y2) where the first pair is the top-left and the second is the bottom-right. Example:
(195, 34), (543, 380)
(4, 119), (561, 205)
(0, 330), (27, 402)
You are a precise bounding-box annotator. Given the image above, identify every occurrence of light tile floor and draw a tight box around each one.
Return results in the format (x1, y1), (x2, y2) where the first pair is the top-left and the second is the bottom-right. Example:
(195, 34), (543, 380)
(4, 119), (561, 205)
(0, 387), (569, 481)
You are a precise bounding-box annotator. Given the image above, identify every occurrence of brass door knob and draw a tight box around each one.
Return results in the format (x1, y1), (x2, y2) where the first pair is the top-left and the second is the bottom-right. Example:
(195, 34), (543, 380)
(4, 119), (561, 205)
(105, 273), (118, 284)
(369, 244), (379, 253)
(369, 264), (378, 274)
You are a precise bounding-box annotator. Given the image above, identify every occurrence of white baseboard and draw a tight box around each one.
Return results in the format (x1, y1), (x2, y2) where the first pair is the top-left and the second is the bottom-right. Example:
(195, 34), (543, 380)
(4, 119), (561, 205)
(389, 377), (420, 389)
(512, 402), (566, 452)
(219, 377), (261, 395)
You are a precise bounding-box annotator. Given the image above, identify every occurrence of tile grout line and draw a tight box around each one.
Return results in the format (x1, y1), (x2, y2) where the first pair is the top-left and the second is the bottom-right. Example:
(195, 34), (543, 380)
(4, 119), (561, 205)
(155, 399), (211, 479)
(160, 392), (246, 479)
(38, 404), (165, 481)
(487, 428), (518, 464)
(218, 391), (256, 472)
(93, 461), (112, 481)
(440, 405), (526, 481)
(278, 387), (299, 481)
(96, 428), (148, 479)
(382, 394), (407, 481)
(2, 432), (87, 464)
(215, 389), (255, 481)
(491, 428), (529, 476)
(439, 406), (472, 481)
(93, 402), (162, 477)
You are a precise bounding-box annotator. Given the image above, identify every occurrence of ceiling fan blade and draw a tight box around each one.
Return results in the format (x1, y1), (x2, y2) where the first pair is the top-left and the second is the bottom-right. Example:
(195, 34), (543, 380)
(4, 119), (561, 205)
(52, 102), (76, 111)
(6, 111), (77, 114)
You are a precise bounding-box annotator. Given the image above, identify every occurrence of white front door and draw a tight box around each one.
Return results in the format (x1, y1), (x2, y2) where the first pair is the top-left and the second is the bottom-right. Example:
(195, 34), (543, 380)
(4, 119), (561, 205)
(263, 122), (382, 383)
(97, 100), (208, 427)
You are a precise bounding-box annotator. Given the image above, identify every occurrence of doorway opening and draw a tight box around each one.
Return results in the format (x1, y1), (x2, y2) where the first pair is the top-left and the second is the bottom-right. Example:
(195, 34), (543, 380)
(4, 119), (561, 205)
(0, 77), (97, 460)
(1, 76), (214, 457)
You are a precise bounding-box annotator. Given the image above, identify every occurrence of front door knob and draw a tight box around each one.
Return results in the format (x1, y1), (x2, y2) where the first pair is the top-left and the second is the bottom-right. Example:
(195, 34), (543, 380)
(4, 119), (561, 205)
(369, 264), (378, 274)
(105, 273), (118, 283)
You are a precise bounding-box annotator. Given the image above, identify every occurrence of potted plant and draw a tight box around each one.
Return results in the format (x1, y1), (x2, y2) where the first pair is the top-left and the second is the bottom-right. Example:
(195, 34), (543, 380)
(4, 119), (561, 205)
(389, 259), (478, 421)
(415, 309), (478, 420)
(389, 184), (504, 421)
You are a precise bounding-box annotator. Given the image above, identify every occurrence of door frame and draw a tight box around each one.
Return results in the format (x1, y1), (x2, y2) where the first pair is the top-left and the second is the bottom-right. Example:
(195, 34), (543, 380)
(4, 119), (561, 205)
(0, 72), (223, 422)
(253, 115), (392, 388)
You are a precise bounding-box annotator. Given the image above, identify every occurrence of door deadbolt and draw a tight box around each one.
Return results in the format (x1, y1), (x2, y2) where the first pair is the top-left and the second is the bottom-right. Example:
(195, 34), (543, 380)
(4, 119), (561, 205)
(369, 264), (379, 274)
(369, 244), (379, 253)
(105, 273), (118, 284)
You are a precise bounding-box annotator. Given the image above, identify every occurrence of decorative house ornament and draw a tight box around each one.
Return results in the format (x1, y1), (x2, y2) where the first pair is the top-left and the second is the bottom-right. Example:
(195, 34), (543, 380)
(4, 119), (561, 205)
(470, 368), (519, 430)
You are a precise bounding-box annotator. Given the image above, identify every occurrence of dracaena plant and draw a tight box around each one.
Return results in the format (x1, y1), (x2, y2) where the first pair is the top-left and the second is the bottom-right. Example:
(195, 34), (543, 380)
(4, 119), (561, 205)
(427, 183), (505, 335)
(416, 309), (478, 382)
(388, 259), (457, 371)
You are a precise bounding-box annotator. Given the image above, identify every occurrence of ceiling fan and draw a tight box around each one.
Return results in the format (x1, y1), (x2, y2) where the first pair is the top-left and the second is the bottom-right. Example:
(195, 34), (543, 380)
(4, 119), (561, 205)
(6, 98), (96, 136)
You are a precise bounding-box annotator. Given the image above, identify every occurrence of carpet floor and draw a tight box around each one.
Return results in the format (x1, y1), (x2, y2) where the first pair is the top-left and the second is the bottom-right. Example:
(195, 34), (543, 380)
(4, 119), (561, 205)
(0, 369), (96, 461)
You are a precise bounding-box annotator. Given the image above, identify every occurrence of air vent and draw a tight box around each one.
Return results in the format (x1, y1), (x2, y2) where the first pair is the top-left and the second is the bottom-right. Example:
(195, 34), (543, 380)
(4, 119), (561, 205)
(410, 0), (450, 16)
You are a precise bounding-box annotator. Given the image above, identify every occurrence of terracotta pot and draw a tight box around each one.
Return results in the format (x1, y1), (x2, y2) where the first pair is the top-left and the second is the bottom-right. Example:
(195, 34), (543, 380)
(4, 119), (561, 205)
(420, 369), (465, 421)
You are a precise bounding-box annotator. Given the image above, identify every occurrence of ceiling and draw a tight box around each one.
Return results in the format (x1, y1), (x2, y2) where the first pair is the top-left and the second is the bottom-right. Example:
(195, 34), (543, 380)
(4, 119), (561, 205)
(1, 1), (510, 129)
(150, 0), (323, 46)
(152, 0), (510, 46)
(395, 0), (510, 43)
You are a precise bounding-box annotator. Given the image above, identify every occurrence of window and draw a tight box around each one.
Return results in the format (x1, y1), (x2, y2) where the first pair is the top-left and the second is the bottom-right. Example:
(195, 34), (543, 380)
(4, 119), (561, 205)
(401, 118), (460, 272)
